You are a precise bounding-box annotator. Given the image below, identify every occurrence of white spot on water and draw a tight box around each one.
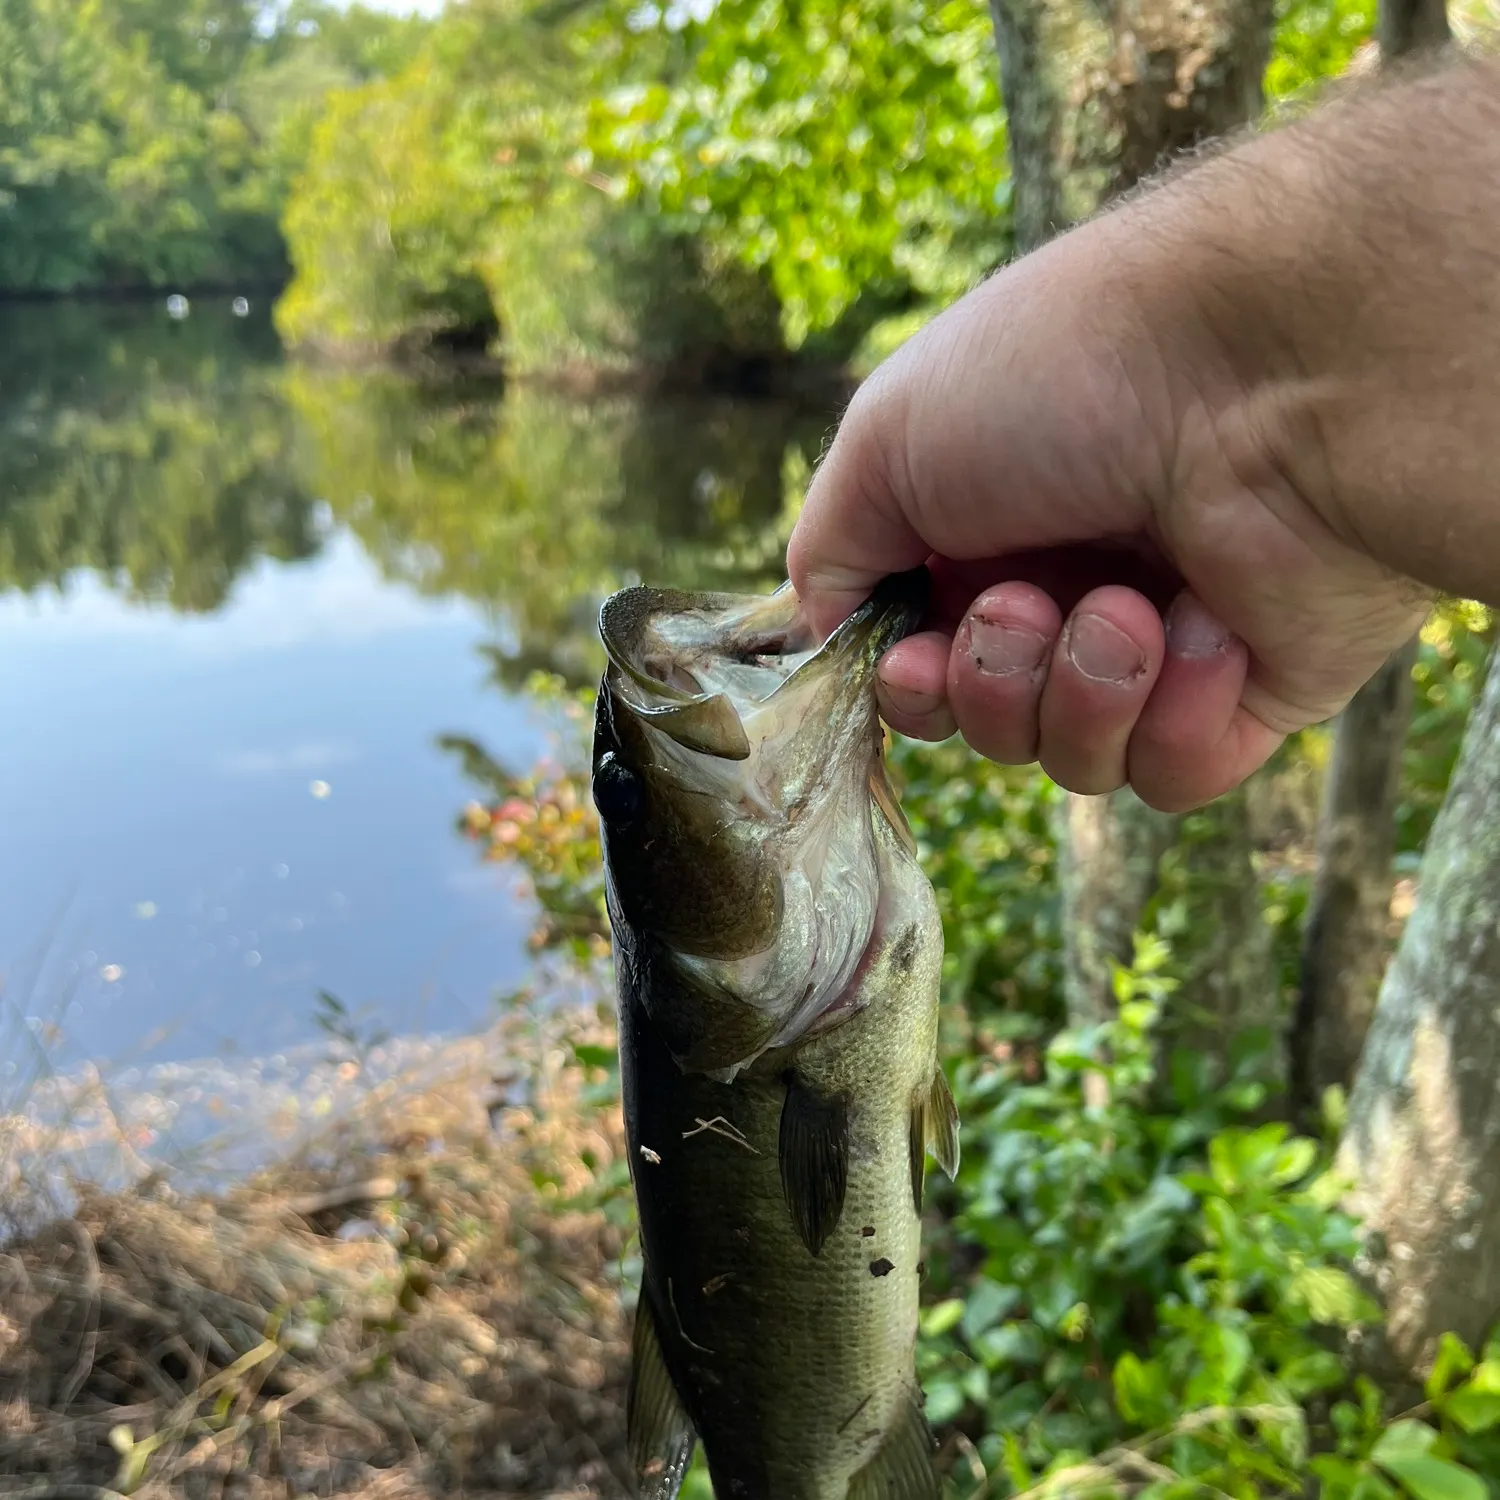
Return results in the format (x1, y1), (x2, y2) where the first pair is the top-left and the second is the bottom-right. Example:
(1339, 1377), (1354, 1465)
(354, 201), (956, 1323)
(232, 296), (250, 317)
(309, 780), (331, 799)
(135, 901), (157, 920)
(166, 294), (189, 320)
(100, 965), (123, 983)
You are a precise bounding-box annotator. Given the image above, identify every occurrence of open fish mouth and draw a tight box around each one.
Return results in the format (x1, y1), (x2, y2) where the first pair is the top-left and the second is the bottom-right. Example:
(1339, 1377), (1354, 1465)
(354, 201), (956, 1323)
(592, 568), (931, 1076)
(598, 567), (930, 762)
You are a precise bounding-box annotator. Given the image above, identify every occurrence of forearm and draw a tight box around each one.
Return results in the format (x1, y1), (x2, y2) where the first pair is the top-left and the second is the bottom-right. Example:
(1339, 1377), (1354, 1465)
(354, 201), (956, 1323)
(1126, 55), (1500, 605)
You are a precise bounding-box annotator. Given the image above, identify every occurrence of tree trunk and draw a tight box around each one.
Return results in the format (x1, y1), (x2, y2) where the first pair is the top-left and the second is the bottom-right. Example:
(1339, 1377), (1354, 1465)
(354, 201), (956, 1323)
(988, 0), (1279, 1071)
(1057, 790), (1178, 1027)
(1379, 0), (1451, 58)
(1339, 647), (1500, 1374)
(1155, 795), (1280, 1086)
(988, 0), (1273, 255)
(1292, 640), (1419, 1119)
(1288, 0), (1447, 1121)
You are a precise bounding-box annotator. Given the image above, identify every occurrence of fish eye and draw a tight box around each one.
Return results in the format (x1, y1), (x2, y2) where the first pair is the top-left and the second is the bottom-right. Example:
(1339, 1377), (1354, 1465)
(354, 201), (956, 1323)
(593, 751), (645, 825)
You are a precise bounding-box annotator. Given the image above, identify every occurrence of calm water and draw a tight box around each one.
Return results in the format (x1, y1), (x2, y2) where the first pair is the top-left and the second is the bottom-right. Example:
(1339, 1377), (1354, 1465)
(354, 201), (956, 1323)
(0, 299), (823, 1085)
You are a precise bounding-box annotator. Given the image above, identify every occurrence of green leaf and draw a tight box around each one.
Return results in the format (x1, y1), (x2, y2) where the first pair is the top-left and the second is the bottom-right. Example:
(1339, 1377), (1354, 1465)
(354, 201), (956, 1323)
(1372, 1421), (1440, 1462)
(960, 1277), (1020, 1340)
(1114, 1353), (1173, 1427)
(1208, 1132), (1240, 1193)
(570, 1042), (617, 1070)
(924, 1378), (965, 1426)
(1267, 1136), (1318, 1186)
(1280, 1348), (1347, 1397)
(1426, 1332), (1476, 1401)
(1289, 1265), (1378, 1325)
(919, 1298), (964, 1338)
(1443, 1388), (1500, 1434)
(1374, 1452), (1486, 1500)
(1001, 1432), (1031, 1492)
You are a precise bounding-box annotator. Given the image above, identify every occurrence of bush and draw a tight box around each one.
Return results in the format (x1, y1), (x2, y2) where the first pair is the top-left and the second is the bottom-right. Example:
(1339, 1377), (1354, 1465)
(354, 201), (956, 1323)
(275, 61), (499, 356)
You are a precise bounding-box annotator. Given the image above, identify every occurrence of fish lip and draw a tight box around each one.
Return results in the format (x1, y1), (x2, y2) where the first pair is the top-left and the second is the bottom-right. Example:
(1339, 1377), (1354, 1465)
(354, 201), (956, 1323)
(774, 565), (931, 697)
(823, 566), (930, 660)
(596, 567), (930, 730)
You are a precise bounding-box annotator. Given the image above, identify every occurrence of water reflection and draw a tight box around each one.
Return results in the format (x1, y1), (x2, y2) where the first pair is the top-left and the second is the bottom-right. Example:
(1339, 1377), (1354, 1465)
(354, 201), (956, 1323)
(0, 300), (818, 1086)
(287, 370), (823, 687)
(0, 300), (317, 611)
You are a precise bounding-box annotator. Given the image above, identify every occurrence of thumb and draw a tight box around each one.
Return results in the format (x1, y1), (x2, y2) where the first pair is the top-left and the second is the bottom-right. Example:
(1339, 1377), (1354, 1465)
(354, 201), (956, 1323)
(788, 370), (932, 639)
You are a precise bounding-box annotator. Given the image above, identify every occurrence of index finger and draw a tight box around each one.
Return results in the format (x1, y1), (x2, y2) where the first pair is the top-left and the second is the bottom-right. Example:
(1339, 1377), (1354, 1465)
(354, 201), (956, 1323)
(787, 372), (932, 639)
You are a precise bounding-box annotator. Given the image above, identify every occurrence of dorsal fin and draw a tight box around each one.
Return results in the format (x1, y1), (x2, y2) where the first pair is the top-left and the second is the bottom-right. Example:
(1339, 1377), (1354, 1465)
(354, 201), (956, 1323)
(628, 1295), (697, 1500)
(846, 1394), (941, 1500)
(779, 1074), (849, 1256)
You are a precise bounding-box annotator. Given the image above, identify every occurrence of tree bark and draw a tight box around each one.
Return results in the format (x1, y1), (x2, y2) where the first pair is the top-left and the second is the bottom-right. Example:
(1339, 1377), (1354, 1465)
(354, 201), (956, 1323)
(989, 0), (1273, 255)
(1057, 790), (1178, 1028)
(1155, 795), (1280, 1084)
(988, 0), (1279, 1069)
(1292, 640), (1419, 1119)
(1339, 647), (1500, 1373)
(1379, 0), (1451, 59)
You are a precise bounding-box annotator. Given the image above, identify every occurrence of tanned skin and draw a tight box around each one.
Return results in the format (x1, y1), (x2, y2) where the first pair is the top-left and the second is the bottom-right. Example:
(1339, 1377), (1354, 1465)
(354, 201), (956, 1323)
(788, 57), (1500, 812)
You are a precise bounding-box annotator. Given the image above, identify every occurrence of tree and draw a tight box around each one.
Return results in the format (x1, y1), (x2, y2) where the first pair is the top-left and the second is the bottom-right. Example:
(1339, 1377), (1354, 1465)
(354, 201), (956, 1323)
(988, 0), (1287, 1083)
(1289, 0), (1450, 1124)
(1339, 644), (1500, 1374)
(1293, 643), (1418, 1120)
(0, 0), (430, 295)
(593, 0), (1010, 350)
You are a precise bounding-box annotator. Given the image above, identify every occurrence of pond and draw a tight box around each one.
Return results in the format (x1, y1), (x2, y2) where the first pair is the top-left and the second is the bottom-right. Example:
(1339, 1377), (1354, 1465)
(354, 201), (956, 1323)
(0, 298), (828, 1100)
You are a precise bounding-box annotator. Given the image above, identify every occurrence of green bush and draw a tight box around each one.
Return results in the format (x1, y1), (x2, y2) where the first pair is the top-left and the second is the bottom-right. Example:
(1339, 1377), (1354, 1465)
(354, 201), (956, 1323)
(275, 61), (499, 355)
(485, 182), (784, 376)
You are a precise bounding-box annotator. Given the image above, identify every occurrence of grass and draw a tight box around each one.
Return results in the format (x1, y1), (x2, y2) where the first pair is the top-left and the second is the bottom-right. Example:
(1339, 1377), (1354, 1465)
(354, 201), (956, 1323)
(0, 1004), (633, 1499)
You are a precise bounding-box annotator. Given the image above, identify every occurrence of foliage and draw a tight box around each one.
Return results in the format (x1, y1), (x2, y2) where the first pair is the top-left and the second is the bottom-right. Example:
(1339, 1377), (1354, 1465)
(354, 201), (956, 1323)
(446, 675), (611, 961)
(274, 56), (499, 353)
(274, 0), (792, 367)
(592, 0), (1010, 348)
(1265, 0), (1377, 107)
(889, 737), (1064, 1039)
(915, 936), (1388, 1496)
(0, 0), (428, 294)
(1402, 601), (1496, 858)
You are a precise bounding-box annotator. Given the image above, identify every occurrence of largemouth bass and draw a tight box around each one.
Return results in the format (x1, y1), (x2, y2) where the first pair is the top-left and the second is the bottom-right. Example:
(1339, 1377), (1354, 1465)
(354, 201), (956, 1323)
(592, 571), (958, 1500)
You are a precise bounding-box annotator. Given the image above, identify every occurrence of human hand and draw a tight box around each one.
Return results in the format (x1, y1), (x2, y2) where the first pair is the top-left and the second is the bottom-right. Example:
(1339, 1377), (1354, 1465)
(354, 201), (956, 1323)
(787, 185), (1432, 812)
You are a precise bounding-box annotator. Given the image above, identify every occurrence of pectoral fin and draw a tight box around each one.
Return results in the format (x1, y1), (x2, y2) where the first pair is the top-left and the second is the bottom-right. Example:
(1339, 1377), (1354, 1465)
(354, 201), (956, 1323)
(909, 1069), (961, 1215)
(779, 1074), (849, 1256)
(846, 1395), (940, 1500)
(869, 761), (918, 856)
(628, 1296), (697, 1500)
(925, 1068), (960, 1180)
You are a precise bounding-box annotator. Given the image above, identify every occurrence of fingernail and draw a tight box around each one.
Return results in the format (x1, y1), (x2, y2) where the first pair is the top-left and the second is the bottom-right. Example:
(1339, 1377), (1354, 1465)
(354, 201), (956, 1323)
(881, 681), (945, 718)
(1064, 613), (1147, 684)
(1165, 594), (1232, 659)
(968, 616), (1049, 677)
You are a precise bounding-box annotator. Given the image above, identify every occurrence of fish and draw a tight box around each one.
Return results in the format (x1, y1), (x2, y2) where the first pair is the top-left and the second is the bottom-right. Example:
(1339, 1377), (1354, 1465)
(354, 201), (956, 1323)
(591, 569), (958, 1500)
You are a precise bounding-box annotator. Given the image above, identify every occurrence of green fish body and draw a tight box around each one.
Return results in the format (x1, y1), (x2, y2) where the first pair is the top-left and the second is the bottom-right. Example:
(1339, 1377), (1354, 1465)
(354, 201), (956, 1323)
(592, 573), (957, 1500)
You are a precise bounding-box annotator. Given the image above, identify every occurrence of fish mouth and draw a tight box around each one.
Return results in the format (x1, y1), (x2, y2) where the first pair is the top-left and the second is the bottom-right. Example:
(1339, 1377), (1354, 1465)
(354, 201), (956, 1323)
(599, 567), (930, 758)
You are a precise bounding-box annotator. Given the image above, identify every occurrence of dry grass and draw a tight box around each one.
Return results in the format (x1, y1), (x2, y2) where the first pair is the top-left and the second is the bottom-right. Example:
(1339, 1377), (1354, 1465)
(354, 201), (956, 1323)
(0, 1008), (633, 1500)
